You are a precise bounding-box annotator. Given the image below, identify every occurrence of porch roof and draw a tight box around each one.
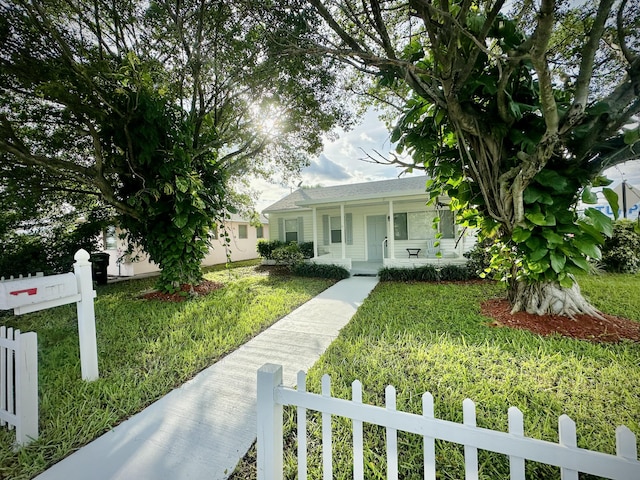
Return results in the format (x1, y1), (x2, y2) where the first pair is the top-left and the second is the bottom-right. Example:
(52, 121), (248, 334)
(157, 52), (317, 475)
(263, 176), (429, 213)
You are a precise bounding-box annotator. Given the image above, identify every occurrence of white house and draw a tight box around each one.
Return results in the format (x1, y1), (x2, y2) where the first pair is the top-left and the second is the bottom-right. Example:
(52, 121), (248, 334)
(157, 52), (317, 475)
(263, 176), (476, 274)
(101, 214), (268, 277)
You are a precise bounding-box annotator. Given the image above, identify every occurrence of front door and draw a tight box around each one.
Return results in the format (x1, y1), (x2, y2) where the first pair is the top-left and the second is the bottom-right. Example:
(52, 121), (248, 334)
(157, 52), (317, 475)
(367, 215), (387, 261)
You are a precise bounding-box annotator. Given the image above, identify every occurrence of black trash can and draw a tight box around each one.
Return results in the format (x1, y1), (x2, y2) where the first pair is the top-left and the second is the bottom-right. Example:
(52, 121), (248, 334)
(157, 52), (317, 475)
(90, 252), (110, 285)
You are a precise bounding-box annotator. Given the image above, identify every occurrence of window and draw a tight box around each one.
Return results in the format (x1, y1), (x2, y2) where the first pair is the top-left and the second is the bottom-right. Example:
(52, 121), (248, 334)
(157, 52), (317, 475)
(256, 226), (264, 238)
(330, 216), (342, 243)
(408, 212), (435, 240)
(238, 224), (248, 239)
(440, 210), (455, 239)
(285, 219), (298, 242)
(393, 213), (408, 240)
(104, 226), (117, 249)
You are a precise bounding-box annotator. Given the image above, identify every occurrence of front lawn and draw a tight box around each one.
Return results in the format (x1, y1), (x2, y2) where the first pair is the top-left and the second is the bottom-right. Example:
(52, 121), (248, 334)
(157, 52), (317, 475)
(0, 261), (335, 480)
(234, 274), (640, 479)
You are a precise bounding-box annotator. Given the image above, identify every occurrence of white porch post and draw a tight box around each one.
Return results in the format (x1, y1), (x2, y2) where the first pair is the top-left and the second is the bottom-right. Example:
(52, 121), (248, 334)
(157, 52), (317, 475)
(312, 207), (318, 258)
(388, 200), (395, 259)
(340, 203), (346, 259)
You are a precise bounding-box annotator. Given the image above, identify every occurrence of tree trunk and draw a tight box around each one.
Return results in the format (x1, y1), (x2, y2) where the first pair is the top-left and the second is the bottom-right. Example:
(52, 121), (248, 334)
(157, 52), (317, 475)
(508, 279), (604, 319)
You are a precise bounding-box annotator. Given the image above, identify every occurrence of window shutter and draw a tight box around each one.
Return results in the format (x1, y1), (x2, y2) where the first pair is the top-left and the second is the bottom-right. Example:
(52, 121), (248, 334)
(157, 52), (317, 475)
(322, 215), (330, 245)
(278, 218), (284, 241)
(345, 213), (353, 245)
(297, 217), (304, 242)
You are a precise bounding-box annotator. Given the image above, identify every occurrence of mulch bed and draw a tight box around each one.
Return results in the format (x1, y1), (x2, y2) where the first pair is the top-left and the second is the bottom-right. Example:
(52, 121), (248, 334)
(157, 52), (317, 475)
(482, 298), (640, 343)
(141, 280), (224, 302)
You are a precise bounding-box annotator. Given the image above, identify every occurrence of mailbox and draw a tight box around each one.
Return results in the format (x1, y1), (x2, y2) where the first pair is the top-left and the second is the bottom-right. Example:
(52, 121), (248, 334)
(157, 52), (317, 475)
(0, 273), (79, 311)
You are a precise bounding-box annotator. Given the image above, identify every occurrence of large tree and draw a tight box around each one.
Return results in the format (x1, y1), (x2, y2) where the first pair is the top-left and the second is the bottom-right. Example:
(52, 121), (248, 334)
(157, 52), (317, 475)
(304, 0), (640, 316)
(0, 0), (347, 291)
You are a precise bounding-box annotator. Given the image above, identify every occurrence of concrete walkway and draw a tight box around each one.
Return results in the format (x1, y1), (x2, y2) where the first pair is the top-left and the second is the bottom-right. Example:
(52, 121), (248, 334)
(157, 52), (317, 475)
(35, 276), (379, 480)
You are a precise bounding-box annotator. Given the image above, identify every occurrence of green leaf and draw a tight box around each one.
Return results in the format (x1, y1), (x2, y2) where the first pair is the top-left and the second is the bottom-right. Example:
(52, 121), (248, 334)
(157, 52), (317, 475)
(573, 238), (601, 259)
(577, 221), (604, 243)
(568, 256), (590, 271)
(512, 227), (532, 243)
(581, 187), (598, 204)
(602, 188), (619, 221)
(559, 274), (574, 288)
(534, 170), (569, 192)
(584, 208), (613, 237)
(550, 251), (566, 273)
(525, 212), (556, 226)
(173, 215), (188, 228)
(529, 248), (548, 262)
(542, 230), (564, 244)
(623, 128), (640, 145)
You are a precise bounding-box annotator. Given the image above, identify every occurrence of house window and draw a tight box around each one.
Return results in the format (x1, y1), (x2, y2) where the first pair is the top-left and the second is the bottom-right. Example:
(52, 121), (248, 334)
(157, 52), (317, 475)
(393, 213), (408, 240)
(440, 210), (455, 239)
(238, 224), (248, 239)
(256, 226), (264, 238)
(104, 226), (117, 249)
(330, 216), (342, 243)
(285, 219), (298, 242)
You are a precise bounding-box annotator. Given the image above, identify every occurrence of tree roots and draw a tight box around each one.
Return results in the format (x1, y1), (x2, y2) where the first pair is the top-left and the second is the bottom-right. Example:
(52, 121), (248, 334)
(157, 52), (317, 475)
(510, 280), (604, 319)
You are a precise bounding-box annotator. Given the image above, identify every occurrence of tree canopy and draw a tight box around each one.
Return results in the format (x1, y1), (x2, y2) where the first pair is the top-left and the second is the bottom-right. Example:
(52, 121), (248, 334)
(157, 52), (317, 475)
(0, 0), (348, 290)
(303, 0), (640, 316)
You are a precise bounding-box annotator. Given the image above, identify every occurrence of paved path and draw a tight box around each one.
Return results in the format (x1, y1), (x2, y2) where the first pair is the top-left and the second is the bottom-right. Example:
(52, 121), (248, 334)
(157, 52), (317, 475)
(35, 276), (379, 480)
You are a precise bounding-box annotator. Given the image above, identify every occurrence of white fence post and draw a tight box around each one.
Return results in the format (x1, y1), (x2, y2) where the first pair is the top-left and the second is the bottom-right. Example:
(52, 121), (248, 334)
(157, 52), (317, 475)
(17, 331), (38, 445)
(257, 364), (283, 480)
(73, 249), (99, 381)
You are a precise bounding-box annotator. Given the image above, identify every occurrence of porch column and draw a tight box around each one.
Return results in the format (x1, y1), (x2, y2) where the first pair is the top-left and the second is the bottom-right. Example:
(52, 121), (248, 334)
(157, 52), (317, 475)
(312, 207), (318, 258)
(340, 203), (346, 259)
(388, 200), (395, 259)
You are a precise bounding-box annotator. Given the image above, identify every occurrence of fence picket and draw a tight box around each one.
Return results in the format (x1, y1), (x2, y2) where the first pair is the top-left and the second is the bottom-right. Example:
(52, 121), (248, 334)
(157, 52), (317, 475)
(559, 415), (578, 480)
(422, 392), (436, 480)
(463, 399), (478, 480)
(7, 328), (15, 426)
(616, 426), (638, 461)
(321, 374), (332, 480)
(352, 380), (364, 480)
(0, 326), (6, 427)
(386, 385), (398, 480)
(297, 371), (307, 480)
(508, 407), (525, 480)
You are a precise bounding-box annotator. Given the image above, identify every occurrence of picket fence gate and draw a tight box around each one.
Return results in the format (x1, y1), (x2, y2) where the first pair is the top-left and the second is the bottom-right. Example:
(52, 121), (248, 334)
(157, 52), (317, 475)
(0, 326), (38, 446)
(257, 364), (640, 480)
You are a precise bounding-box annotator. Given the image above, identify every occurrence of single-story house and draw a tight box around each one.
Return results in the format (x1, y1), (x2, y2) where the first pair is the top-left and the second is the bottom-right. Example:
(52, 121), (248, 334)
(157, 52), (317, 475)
(263, 176), (476, 274)
(101, 214), (268, 277)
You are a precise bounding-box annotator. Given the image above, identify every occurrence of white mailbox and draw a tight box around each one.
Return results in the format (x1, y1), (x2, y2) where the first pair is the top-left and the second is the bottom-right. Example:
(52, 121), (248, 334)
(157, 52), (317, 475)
(0, 273), (79, 312)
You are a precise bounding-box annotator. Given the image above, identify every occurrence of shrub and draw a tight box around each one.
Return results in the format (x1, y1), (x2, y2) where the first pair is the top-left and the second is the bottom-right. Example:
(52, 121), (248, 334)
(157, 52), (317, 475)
(463, 238), (493, 278)
(601, 220), (640, 273)
(271, 242), (304, 266)
(292, 262), (350, 280)
(439, 264), (472, 281)
(299, 241), (315, 258)
(379, 264), (473, 282)
(256, 240), (285, 259)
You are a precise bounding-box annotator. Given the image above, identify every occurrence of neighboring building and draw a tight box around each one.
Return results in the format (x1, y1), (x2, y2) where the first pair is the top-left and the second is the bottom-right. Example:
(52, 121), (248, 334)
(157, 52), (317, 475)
(101, 214), (268, 277)
(263, 176), (476, 274)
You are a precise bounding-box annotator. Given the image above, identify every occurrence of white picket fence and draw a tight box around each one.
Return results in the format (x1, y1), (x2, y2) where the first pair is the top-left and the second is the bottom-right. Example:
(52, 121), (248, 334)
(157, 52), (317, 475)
(257, 364), (640, 480)
(0, 326), (38, 446)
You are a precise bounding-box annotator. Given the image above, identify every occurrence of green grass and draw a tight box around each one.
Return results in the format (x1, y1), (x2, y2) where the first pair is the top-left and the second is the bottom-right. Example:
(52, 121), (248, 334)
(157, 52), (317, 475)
(0, 260), (335, 480)
(234, 274), (640, 480)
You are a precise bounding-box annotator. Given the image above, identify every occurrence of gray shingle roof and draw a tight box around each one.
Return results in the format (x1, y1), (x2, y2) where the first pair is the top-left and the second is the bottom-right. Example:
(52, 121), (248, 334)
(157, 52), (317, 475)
(263, 176), (429, 213)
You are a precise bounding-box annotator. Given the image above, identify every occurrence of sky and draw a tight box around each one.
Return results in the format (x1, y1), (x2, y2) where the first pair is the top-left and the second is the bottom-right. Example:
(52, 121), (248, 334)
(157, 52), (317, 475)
(253, 109), (640, 217)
